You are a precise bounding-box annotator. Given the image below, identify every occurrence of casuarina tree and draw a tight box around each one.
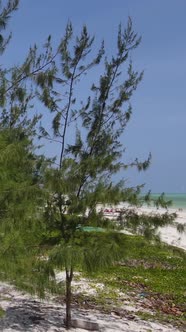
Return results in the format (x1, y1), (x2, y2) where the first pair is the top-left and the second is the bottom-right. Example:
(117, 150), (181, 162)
(34, 19), (157, 328)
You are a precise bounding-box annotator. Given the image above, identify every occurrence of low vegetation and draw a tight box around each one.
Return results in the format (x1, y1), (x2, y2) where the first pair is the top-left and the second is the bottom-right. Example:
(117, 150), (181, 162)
(74, 235), (186, 329)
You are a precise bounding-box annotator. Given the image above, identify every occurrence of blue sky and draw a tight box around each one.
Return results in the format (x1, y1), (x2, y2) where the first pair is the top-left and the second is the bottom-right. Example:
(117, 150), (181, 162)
(4, 0), (186, 193)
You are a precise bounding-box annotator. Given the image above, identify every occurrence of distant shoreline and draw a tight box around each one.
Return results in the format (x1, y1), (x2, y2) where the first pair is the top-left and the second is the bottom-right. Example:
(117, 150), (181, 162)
(143, 193), (186, 210)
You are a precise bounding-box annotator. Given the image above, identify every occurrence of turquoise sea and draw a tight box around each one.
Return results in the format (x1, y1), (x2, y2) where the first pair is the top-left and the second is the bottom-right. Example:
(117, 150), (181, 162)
(151, 193), (186, 210)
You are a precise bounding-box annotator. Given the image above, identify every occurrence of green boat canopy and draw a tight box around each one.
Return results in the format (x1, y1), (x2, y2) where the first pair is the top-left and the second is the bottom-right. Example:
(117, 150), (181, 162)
(77, 226), (105, 232)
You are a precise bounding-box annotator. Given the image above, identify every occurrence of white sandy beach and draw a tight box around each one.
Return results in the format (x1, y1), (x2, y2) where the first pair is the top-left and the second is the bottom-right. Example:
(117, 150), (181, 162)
(0, 281), (183, 332)
(99, 204), (186, 251)
(141, 207), (186, 251)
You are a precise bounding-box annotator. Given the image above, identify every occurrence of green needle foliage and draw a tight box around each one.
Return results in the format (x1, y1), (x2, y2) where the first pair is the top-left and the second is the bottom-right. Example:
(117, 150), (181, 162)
(0, 0), (52, 298)
(0, 128), (46, 284)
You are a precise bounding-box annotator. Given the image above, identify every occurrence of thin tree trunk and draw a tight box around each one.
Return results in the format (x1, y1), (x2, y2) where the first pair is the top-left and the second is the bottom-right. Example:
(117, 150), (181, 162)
(65, 268), (73, 329)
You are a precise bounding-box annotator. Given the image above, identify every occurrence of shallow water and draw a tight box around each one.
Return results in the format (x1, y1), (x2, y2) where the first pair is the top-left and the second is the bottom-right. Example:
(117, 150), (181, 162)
(151, 193), (186, 210)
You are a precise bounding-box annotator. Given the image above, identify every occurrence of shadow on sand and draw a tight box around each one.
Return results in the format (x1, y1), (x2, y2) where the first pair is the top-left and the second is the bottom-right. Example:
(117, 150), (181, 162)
(0, 297), (66, 331)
